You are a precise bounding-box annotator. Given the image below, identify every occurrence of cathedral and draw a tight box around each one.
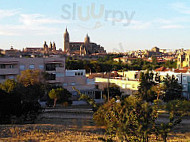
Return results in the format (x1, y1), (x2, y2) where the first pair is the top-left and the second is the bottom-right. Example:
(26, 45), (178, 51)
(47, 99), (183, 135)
(43, 41), (56, 54)
(63, 28), (106, 55)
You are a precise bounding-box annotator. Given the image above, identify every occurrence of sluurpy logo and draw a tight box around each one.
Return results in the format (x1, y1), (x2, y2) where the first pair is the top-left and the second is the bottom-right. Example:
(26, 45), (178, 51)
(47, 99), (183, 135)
(61, 3), (135, 29)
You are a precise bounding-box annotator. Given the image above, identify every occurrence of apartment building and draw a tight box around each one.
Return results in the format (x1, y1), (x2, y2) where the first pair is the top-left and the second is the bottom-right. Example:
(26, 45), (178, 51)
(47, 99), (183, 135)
(92, 71), (141, 96)
(154, 68), (190, 99)
(0, 57), (102, 100)
(0, 57), (65, 84)
(95, 77), (140, 95)
(95, 69), (190, 99)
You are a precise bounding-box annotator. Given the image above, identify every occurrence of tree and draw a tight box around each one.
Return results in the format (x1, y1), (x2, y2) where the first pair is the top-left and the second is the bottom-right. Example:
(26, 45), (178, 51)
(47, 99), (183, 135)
(103, 84), (122, 100)
(17, 69), (45, 87)
(48, 88), (71, 107)
(137, 71), (157, 102)
(156, 100), (190, 142)
(151, 83), (166, 100)
(162, 74), (182, 102)
(72, 87), (97, 111)
(93, 96), (190, 142)
(16, 69), (47, 101)
(152, 56), (157, 65)
(0, 88), (22, 124)
(94, 96), (158, 142)
(0, 70), (46, 124)
(137, 72), (182, 102)
(0, 79), (17, 93)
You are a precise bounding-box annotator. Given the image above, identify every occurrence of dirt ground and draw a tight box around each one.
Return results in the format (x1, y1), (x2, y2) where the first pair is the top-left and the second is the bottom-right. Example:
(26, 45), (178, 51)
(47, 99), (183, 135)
(0, 106), (190, 142)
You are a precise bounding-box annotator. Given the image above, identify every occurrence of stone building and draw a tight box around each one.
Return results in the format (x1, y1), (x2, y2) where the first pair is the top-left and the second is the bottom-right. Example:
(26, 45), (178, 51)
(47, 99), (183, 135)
(177, 51), (190, 69)
(43, 41), (56, 54)
(63, 28), (106, 55)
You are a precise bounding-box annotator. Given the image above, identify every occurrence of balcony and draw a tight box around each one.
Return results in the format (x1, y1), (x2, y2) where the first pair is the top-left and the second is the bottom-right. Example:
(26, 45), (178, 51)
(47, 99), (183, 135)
(46, 73), (56, 81)
(56, 67), (65, 72)
(45, 63), (63, 71)
(0, 68), (19, 75)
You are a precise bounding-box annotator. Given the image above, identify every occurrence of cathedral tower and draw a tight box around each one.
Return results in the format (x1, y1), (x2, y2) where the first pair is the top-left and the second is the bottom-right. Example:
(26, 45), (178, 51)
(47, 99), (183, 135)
(64, 28), (70, 52)
(43, 41), (48, 53)
(49, 42), (53, 51)
(53, 42), (56, 51)
(84, 34), (90, 46)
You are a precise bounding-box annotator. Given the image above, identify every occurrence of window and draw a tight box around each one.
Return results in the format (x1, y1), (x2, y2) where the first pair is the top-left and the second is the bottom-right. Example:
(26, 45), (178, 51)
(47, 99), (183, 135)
(135, 74), (138, 79)
(0, 64), (5, 69)
(47, 73), (56, 80)
(0, 75), (5, 79)
(20, 65), (25, 70)
(8, 75), (14, 79)
(45, 64), (57, 71)
(183, 92), (188, 98)
(75, 72), (83, 76)
(29, 64), (35, 69)
(39, 65), (44, 70)
(183, 76), (187, 82)
(8, 65), (14, 68)
(183, 84), (187, 90)
(63, 83), (67, 86)
(56, 73), (64, 77)
(71, 82), (76, 86)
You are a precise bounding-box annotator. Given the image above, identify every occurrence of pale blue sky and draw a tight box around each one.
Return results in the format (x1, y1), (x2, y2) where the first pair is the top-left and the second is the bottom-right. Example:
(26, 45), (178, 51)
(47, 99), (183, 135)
(0, 0), (189, 52)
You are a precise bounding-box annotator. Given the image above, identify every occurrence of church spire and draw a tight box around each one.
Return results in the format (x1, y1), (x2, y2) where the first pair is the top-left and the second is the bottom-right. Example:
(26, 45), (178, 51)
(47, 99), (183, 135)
(84, 33), (90, 45)
(64, 27), (69, 41)
(65, 26), (68, 33)
(64, 27), (70, 52)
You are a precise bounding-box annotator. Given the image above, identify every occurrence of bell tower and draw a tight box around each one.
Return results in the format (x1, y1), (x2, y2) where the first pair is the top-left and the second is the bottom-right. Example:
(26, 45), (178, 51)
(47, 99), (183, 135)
(64, 28), (70, 52)
(84, 34), (90, 46)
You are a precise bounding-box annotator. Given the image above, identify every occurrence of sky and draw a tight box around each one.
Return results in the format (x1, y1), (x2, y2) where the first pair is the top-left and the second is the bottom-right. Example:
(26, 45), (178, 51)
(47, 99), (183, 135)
(0, 0), (190, 52)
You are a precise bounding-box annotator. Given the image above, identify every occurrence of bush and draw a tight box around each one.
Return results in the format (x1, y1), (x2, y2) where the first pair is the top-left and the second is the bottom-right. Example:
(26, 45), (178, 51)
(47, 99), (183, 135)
(93, 96), (158, 141)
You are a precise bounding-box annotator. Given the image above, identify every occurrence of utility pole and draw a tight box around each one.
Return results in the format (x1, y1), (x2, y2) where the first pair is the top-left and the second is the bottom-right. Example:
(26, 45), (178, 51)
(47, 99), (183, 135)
(107, 71), (110, 101)
(181, 73), (183, 85)
(181, 73), (183, 98)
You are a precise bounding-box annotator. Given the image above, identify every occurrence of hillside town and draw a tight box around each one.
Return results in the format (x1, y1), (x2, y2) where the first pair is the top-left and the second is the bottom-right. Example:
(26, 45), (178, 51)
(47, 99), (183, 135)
(1, 1), (190, 141)
(0, 29), (190, 101)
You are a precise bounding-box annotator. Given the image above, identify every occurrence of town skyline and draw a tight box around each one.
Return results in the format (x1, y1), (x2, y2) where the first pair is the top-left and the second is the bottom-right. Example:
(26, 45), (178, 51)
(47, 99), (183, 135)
(0, 0), (190, 52)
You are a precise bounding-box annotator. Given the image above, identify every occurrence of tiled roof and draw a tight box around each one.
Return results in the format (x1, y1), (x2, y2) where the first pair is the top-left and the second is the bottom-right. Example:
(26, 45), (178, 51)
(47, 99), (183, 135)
(155, 67), (170, 72)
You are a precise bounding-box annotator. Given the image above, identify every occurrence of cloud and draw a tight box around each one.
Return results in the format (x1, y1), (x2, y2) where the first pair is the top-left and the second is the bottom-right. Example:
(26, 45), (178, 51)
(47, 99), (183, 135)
(171, 2), (190, 14)
(160, 25), (184, 29)
(125, 18), (187, 30)
(128, 20), (152, 30)
(19, 14), (68, 26)
(154, 18), (172, 24)
(0, 31), (18, 36)
(0, 11), (70, 36)
(0, 9), (20, 19)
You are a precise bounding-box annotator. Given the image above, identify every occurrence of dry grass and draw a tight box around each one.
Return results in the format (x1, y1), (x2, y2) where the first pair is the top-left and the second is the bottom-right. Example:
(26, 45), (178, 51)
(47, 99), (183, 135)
(0, 124), (190, 142)
(0, 124), (106, 142)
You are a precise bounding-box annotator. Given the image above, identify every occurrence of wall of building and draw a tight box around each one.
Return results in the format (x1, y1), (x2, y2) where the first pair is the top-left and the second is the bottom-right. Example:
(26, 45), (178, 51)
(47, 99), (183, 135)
(0, 57), (102, 101)
(95, 77), (140, 95)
